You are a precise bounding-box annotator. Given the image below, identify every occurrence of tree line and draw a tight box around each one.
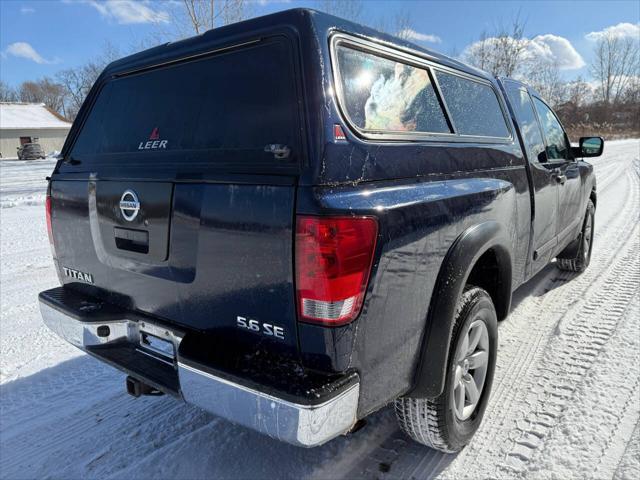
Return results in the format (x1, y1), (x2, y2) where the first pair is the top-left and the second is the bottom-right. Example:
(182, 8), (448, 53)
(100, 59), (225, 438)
(463, 16), (639, 139)
(1, 45), (119, 120)
(1, 1), (637, 138)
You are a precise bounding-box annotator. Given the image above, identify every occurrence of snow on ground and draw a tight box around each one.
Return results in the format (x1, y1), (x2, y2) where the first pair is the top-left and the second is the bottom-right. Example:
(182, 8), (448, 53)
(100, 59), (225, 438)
(0, 158), (56, 209)
(0, 141), (638, 479)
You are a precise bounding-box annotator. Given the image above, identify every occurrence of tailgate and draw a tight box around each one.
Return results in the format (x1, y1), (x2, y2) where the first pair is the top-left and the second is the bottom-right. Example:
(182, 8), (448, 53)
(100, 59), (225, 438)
(50, 35), (303, 352)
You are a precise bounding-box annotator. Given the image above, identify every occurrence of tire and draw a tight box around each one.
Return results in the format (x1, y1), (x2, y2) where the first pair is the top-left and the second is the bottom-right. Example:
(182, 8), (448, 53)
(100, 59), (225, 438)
(557, 199), (595, 273)
(395, 286), (498, 453)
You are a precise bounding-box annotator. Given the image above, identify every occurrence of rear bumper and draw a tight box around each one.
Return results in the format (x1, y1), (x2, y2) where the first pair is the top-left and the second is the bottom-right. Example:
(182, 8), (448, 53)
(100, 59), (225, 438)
(178, 361), (359, 447)
(39, 287), (359, 447)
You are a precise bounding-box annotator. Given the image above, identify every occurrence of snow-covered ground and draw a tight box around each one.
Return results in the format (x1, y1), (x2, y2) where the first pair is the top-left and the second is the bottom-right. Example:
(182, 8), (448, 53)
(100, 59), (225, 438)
(1, 141), (638, 479)
(0, 158), (56, 209)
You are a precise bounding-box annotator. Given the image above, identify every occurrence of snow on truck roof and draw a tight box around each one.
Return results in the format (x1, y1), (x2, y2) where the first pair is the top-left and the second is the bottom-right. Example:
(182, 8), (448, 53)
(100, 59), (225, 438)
(0, 102), (72, 130)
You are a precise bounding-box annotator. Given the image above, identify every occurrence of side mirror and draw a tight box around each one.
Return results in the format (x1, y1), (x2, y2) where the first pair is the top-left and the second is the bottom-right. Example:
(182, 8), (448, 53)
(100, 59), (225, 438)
(578, 136), (604, 157)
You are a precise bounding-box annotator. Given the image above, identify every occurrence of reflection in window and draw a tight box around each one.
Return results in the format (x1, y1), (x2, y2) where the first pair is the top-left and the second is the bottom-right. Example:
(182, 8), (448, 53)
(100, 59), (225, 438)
(533, 97), (570, 160)
(335, 46), (450, 134)
(71, 40), (297, 158)
(504, 83), (547, 163)
(435, 71), (510, 138)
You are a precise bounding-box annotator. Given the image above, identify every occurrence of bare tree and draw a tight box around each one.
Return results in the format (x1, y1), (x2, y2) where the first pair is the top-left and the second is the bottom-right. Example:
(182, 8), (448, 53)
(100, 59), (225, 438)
(155, 0), (253, 40)
(220, 0), (251, 26)
(0, 81), (18, 102)
(527, 60), (566, 107)
(56, 44), (120, 120)
(18, 78), (67, 114)
(467, 30), (491, 71)
(392, 10), (414, 40)
(564, 77), (592, 107)
(590, 32), (640, 105)
(56, 63), (102, 120)
(621, 75), (640, 106)
(464, 16), (529, 77)
(317, 0), (363, 22)
(374, 8), (414, 40)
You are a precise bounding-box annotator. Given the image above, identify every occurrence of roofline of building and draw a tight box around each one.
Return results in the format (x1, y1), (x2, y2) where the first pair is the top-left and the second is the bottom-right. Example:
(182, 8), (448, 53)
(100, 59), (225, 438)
(43, 106), (72, 124)
(1, 101), (73, 127)
(0, 126), (72, 130)
(1, 101), (46, 106)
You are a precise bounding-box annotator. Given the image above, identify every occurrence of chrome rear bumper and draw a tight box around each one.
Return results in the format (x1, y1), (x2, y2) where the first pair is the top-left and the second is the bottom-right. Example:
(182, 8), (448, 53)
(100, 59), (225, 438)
(39, 293), (359, 447)
(179, 362), (359, 447)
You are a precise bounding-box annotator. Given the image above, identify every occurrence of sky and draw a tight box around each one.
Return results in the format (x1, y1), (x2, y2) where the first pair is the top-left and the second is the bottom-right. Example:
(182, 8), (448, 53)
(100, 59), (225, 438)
(1, 0), (639, 87)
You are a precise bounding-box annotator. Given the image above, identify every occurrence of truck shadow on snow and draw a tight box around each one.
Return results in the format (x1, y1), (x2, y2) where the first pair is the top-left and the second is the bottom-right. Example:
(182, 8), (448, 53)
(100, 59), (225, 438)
(0, 264), (573, 479)
(509, 262), (578, 313)
(0, 354), (453, 480)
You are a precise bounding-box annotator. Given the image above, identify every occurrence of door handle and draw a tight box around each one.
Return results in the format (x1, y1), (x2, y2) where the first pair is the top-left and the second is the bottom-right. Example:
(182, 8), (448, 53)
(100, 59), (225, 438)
(556, 173), (567, 185)
(264, 144), (291, 160)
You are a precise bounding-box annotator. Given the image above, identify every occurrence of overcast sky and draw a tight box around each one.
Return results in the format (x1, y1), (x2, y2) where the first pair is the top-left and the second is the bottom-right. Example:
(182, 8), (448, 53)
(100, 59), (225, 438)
(1, 0), (638, 86)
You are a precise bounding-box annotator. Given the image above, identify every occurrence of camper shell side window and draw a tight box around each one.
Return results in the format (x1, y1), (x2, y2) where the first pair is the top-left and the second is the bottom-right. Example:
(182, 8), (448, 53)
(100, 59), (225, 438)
(330, 34), (512, 143)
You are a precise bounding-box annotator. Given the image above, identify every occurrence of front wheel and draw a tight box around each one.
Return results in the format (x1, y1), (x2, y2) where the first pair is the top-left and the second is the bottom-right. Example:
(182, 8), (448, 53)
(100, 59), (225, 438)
(395, 286), (498, 452)
(557, 199), (595, 272)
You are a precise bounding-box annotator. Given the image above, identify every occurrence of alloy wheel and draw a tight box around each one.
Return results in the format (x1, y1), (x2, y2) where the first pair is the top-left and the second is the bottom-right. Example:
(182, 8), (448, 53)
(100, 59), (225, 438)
(583, 212), (593, 263)
(452, 319), (490, 421)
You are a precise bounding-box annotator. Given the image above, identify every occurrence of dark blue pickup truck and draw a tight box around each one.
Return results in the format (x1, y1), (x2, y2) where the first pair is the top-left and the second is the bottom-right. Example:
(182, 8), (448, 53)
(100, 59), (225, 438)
(39, 9), (602, 451)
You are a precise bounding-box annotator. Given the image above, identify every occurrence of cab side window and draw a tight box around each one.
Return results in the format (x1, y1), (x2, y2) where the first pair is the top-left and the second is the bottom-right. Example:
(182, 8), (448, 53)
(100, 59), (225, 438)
(504, 83), (547, 163)
(532, 97), (570, 161)
(435, 71), (510, 138)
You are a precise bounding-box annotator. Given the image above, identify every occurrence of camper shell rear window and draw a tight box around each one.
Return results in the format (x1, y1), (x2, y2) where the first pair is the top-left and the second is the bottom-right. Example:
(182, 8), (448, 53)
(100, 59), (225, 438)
(68, 37), (301, 169)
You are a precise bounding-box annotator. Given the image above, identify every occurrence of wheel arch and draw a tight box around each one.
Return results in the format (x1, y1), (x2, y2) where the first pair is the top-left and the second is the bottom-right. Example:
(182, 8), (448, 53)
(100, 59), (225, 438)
(558, 193), (596, 260)
(409, 221), (513, 398)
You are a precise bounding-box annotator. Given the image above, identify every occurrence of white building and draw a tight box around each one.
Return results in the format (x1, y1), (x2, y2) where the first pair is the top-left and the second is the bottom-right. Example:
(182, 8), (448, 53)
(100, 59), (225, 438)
(0, 102), (72, 158)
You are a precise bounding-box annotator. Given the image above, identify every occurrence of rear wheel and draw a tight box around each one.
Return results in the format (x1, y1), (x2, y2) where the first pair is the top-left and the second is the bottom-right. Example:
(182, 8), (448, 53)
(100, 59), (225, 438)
(395, 286), (498, 452)
(557, 199), (595, 272)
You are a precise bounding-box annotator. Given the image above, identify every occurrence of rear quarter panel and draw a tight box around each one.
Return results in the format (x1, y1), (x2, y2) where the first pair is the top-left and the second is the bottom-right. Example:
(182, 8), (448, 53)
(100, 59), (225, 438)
(294, 19), (532, 415)
(297, 142), (530, 415)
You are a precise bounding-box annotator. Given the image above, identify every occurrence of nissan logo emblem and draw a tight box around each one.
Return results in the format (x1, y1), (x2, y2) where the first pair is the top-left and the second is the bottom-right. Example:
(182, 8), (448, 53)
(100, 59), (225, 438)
(119, 190), (140, 222)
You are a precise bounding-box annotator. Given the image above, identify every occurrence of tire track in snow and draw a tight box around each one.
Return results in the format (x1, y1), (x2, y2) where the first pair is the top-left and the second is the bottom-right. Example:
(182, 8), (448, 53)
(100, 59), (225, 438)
(521, 290), (640, 480)
(341, 426), (448, 480)
(613, 419), (640, 480)
(502, 234), (640, 474)
(1, 390), (211, 479)
(594, 376), (640, 479)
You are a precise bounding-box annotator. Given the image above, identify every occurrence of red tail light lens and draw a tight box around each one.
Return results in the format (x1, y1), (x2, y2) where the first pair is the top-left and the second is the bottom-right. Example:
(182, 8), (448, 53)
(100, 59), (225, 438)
(295, 216), (378, 326)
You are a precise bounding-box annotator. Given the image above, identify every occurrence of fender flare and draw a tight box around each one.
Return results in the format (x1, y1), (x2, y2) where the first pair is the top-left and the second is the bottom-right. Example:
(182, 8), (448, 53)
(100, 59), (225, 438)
(409, 221), (513, 398)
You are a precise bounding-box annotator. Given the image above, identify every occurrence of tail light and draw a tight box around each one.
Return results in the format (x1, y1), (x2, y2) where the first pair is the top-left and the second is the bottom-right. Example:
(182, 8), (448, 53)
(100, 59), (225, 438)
(45, 193), (55, 256)
(295, 215), (378, 326)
